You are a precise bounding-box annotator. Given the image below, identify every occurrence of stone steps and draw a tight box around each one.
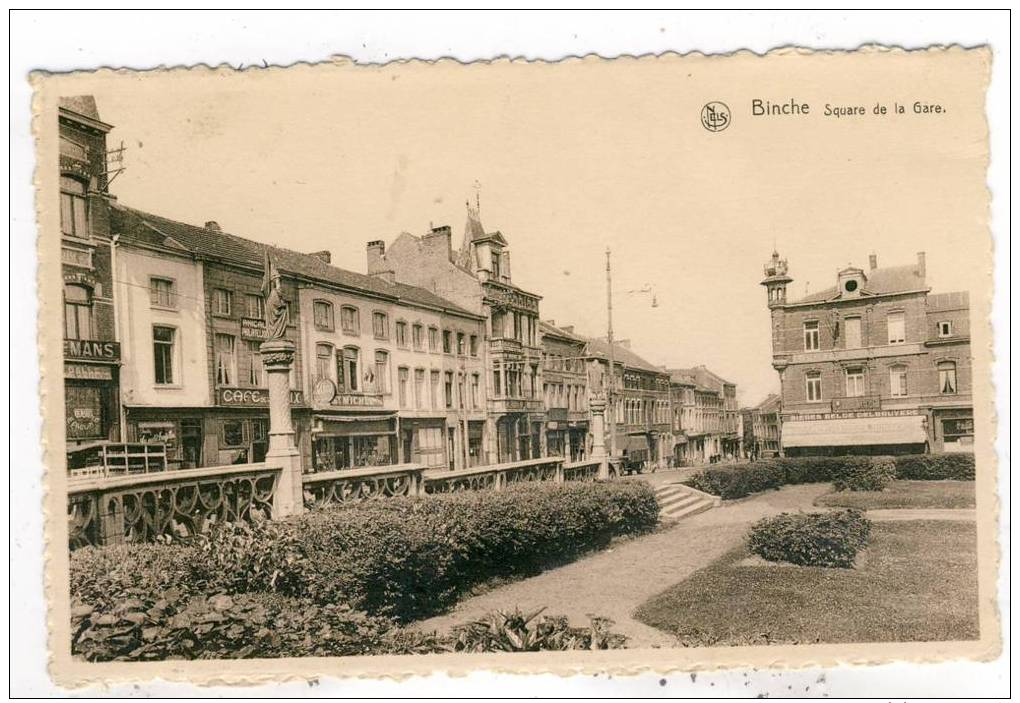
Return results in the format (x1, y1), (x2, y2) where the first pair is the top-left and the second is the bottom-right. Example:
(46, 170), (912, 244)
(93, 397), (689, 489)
(654, 483), (720, 521)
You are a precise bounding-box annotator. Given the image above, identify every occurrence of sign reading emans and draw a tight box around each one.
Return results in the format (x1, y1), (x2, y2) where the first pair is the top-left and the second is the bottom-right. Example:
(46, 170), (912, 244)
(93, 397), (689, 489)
(64, 339), (120, 362)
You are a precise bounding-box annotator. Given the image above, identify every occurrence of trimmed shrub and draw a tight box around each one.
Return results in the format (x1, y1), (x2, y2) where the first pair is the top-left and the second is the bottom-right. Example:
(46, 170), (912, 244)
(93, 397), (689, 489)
(74, 481), (659, 625)
(683, 461), (786, 500)
(685, 454), (974, 500)
(893, 453), (975, 481)
(831, 457), (896, 492)
(748, 509), (871, 568)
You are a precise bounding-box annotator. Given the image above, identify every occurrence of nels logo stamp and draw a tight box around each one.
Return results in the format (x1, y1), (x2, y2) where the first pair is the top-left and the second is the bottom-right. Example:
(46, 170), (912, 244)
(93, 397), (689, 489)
(701, 101), (731, 132)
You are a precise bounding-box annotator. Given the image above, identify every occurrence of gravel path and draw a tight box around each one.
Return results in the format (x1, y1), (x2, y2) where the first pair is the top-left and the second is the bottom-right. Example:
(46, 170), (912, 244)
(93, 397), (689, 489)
(866, 508), (977, 522)
(412, 483), (831, 647)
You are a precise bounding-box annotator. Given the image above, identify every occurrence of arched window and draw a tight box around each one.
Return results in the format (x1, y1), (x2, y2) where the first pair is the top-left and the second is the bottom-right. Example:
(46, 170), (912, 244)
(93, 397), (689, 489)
(63, 284), (93, 340)
(60, 176), (88, 238)
(340, 306), (360, 335)
(313, 300), (334, 331)
(938, 361), (958, 395)
(315, 343), (333, 381)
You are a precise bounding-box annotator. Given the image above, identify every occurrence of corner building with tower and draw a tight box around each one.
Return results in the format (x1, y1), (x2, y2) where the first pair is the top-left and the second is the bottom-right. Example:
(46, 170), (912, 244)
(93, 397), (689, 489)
(761, 250), (974, 456)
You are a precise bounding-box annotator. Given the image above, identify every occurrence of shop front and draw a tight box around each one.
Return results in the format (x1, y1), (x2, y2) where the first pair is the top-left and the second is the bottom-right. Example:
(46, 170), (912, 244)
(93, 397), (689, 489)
(931, 408), (974, 453)
(782, 412), (928, 456)
(64, 340), (121, 448)
(311, 413), (397, 472)
(399, 417), (447, 469)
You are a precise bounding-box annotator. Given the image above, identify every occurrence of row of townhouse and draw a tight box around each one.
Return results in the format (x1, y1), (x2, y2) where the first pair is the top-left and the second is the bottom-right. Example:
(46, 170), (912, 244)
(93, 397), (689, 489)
(58, 95), (738, 475)
(742, 393), (782, 460)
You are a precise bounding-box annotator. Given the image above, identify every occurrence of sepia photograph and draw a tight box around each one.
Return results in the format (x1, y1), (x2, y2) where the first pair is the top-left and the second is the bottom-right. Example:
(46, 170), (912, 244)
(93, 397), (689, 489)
(14, 11), (1007, 694)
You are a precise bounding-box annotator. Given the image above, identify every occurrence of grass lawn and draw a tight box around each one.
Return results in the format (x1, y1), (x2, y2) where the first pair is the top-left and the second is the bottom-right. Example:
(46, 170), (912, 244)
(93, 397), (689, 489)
(634, 520), (978, 646)
(815, 480), (975, 510)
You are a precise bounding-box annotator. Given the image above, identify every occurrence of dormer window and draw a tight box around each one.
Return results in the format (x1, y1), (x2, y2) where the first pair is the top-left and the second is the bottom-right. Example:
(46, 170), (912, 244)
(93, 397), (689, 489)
(843, 279), (858, 293)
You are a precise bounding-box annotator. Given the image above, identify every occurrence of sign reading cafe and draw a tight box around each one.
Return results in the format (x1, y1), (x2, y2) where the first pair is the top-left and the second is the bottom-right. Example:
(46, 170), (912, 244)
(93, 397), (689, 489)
(217, 387), (304, 407)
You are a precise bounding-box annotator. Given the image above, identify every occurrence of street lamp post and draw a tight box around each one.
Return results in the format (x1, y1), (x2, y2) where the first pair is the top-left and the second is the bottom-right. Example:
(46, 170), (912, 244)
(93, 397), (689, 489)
(605, 247), (617, 461)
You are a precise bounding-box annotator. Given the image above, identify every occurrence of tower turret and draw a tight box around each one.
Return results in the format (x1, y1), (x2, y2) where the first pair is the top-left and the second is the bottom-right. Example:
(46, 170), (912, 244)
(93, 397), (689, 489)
(760, 249), (793, 308)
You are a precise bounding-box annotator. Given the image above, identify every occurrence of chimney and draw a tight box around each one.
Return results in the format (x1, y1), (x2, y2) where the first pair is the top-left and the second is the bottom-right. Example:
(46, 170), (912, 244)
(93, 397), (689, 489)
(366, 240), (387, 274)
(309, 250), (331, 264)
(424, 225), (453, 261)
(868, 253), (877, 270)
(204, 221), (221, 231)
(916, 251), (926, 281)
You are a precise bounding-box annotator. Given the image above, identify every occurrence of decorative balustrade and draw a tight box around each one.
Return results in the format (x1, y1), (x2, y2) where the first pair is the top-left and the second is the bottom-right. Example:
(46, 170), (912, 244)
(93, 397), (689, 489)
(302, 464), (426, 509)
(423, 456), (591, 494)
(67, 463), (281, 550)
(562, 459), (602, 482)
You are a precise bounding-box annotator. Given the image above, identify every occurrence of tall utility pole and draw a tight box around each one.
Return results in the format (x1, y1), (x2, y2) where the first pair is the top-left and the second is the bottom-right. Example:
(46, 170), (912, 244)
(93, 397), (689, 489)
(605, 247), (616, 459)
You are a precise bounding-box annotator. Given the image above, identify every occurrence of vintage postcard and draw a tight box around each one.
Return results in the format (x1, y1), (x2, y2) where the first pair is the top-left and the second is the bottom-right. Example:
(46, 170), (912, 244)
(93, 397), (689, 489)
(33, 46), (999, 686)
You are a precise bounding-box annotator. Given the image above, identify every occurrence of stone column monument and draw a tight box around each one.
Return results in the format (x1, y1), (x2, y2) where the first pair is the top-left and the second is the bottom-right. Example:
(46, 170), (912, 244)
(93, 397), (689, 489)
(260, 338), (303, 517)
(590, 395), (610, 479)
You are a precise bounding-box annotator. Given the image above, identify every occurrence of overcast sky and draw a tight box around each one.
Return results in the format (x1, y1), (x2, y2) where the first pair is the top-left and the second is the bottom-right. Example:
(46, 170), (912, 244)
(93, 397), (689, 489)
(73, 51), (988, 406)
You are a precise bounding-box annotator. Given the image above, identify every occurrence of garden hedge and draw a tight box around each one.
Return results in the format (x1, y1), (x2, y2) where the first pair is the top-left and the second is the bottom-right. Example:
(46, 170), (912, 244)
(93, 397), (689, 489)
(71, 481), (659, 632)
(748, 509), (871, 568)
(684, 454), (974, 500)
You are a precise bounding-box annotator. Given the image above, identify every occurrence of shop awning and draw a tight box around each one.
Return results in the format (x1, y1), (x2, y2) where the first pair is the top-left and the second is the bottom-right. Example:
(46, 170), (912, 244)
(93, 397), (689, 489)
(623, 434), (650, 455)
(783, 415), (927, 448)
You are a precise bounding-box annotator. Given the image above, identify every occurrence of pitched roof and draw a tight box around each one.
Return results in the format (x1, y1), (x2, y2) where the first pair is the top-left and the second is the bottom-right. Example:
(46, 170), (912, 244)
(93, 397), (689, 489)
(539, 320), (586, 344)
(791, 264), (926, 304)
(59, 96), (101, 121)
(582, 337), (665, 375)
(754, 393), (781, 413)
(112, 203), (481, 319)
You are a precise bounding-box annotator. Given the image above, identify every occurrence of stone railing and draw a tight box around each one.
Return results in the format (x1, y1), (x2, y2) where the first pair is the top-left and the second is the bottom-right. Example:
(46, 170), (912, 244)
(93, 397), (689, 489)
(424, 456), (605, 494)
(562, 459), (602, 482)
(302, 463), (426, 509)
(67, 463), (281, 550)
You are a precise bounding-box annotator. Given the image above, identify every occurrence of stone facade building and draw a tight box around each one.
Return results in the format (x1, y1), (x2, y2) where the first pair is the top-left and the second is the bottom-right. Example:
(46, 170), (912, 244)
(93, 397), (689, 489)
(743, 393), (782, 459)
(60, 97), (122, 453)
(539, 320), (589, 461)
(375, 205), (545, 464)
(585, 338), (672, 471)
(762, 250), (973, 455)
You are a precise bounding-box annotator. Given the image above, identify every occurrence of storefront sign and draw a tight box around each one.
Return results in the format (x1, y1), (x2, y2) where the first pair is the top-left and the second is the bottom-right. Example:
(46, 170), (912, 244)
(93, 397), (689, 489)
(484, 284), (540, 312)
(240, 317), (267, 340)
(217, 387), (304, 406)
(65, 385), (104, 439)
(64, 339), (120, 362)
(64, 363), (113, 381)
(330, 392), (384, 407)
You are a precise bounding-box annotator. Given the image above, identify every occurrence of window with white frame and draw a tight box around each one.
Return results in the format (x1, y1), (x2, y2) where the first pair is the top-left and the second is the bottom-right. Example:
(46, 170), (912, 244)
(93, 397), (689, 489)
(215, 334), (237, 385)
(803, 321), (820, 351)
(805, 371), (822, 402)
(313, 300), (334, 331)
(397, 367), (409, 407)
(315, 343), (333, 381)
(374, 350), (390, 394)
(153, 326), (176, 385)
(213, 288), (233, 317)
(245, 293), (266, 320)
(395, 321), (408, 347)
(245, 339), (264, 386)
(149, 277), (177, 309)
(938, 321), (953, 338)
(887, 311), (906, 344)
(889, 365), (908, 397)
(412, 323), (424, 350)
(341, 347), (360, 391)
(938, 361), (958, 395)
(372, 311), (389, 340)
(340, 306), (360, 335)
(414, 368), (425, 409)
(60, 176), (89, 238)
(845, 367), (866, 397)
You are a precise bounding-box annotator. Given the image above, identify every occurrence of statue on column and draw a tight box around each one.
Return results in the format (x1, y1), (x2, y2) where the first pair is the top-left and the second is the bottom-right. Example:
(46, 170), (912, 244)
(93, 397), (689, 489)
(261, 249), (290, 340)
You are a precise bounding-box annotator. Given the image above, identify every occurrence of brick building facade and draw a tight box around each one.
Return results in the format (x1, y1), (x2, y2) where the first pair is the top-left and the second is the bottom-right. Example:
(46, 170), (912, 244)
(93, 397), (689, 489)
(762, 250), (973, 455)
(59, 97), (122, 451)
